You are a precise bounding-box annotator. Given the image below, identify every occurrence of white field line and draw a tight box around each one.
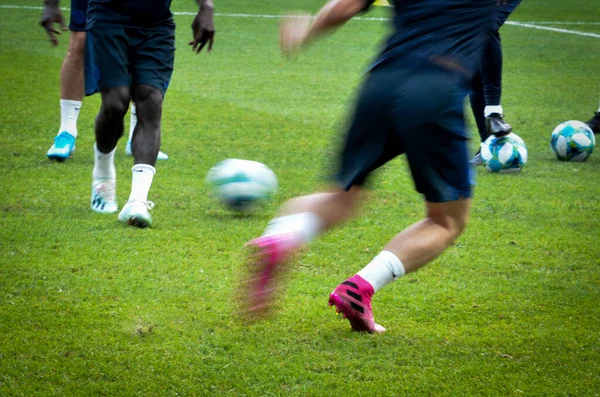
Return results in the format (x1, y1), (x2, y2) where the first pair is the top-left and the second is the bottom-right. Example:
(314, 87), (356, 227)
(2, 4), (599, 38)
(517, 21), (600, 25)
(506, 21), (600, 39)
(0, 5), (387, 20)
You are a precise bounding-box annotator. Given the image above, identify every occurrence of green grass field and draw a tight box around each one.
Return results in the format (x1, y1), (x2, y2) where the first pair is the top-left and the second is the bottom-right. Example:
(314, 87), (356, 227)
(1, 1), (599, 395)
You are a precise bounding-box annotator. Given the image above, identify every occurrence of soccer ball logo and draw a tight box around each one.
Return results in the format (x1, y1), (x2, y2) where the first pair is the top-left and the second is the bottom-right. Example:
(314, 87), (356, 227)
(206, 159), (278, 212)
(480, 133), (528, 173)
(550, 120), (595, 162)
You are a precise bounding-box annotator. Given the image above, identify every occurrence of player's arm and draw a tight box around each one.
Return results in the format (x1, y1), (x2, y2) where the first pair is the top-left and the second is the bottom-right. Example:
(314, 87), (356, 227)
(40, 0), (67, 46)
(190, 0), (215, 53)
(280, 0), (371, 56)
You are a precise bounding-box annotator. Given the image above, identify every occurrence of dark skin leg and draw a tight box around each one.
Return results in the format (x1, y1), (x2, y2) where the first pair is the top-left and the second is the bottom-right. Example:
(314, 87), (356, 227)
(95, 86), (130, 153)
(130, 85), (163, 167)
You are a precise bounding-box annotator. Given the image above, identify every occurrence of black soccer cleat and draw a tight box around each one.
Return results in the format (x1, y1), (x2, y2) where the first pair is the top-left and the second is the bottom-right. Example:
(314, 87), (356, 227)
(585, 112), (600, 134)
(470, 148), (483, 166)
(485, 113), (512, 137)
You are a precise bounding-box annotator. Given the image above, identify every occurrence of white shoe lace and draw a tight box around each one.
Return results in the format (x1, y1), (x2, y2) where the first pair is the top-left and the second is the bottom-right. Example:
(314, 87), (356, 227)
(126, 200), (154, 210)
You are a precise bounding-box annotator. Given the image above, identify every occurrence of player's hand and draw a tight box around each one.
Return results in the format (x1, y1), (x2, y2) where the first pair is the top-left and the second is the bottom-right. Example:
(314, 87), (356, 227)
(189, 6), (215, 53)
(40, 3), (67, 46)
(280, 13), (312, 57)
(496, 0), (508, 5)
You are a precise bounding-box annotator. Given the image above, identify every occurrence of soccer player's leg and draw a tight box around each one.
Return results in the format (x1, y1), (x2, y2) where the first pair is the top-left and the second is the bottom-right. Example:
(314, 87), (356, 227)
(585, 103), (600, 134)
(126, 104), (169, 160)
(331, 127), (473, 333)
(87, 24), (132, 214)
(243, 187), (364, 317)
(468, 70), (487, 165)
(118, 85), (162, 228)
(330, 195), (471, 334)
(117, 27), (174, 227)
(482, 0), (522, 137)
(47, 0), (88, 161)
(481, 26), (510, 136)
(91, 86), (129, 214)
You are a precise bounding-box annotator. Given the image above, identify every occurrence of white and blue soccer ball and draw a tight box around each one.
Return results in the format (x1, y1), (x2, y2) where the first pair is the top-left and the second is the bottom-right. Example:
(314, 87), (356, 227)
(550, 120), (595, 162)
(481, 132), (528, 173)
(206, 159), (277, 212)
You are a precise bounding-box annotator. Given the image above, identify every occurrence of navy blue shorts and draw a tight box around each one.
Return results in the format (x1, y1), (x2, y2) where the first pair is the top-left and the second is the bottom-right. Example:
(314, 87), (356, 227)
(69, 0), (88, 32)
(496, 0), (522, 28)
(334, 64), (474, 203)
(84, 23), (175, 96)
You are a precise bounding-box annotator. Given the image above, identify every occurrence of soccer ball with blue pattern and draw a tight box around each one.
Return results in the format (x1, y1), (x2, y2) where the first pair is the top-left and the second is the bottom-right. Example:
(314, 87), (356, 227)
(206, 159), (277, 212)
(480, 133), (528, 173)
(550, 120), (595, 162)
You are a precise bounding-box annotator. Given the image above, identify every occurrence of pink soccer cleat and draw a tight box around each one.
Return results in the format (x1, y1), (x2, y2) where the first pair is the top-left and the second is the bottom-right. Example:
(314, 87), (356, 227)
(329, 275), (386, 333)
(242, 234), (298, 317)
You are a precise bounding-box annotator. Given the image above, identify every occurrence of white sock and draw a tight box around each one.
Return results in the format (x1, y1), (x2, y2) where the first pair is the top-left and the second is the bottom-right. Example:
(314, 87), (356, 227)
(128, 104), (137, 142)
(484, 105), (503, 118)
(58, 99), (82, 138)
(128, 164), (155, 203)
(92, 144), (116, 181)
(263, 212), (323, 245)
(357, 250), (406, 292)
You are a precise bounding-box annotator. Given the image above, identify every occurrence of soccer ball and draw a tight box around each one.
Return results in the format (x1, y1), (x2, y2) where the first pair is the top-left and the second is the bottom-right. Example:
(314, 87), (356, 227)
(480, 132), (528, 173)
(206, 159), (277, 212)
(550, 120), (595, 162)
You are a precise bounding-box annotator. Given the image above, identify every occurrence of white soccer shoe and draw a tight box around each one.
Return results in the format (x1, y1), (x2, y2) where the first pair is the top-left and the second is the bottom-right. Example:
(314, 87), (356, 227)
(90, 179), (118, 213)
(118, 200), (154, 228)
(125, 141), (169, 160)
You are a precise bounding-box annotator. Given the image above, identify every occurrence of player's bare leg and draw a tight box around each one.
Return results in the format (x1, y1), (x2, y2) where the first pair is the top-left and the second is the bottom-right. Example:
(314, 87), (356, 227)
(95, 87), (130, 153)
(90, 86), (130, 214)
(118, 85), (162, 228)
(60, 32), (85, 102)
(47, 31), (86, 161)
(384, 199), (470, 272)
(329, 198), (471, 332)
(130, 85), (162, 166)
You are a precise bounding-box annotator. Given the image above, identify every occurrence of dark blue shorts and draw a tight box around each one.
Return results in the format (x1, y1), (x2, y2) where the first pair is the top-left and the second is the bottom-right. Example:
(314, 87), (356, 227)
(84, 23), (175, 96)
(69, 0), (88, 32)
(334, 64), (474, 203)
(496, 0), (522, 28)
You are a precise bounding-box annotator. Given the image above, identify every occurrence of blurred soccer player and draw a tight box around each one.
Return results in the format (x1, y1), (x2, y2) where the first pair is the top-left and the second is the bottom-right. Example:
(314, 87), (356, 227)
(469, 0), (522, 165)
(242, 0), (496, 332)
(41, 0), (169, 161)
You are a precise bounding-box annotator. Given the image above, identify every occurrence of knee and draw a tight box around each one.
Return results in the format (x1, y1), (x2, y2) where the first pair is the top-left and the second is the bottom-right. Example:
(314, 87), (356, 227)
(429, 211), (469, 241)
(67, 32), (86, 60)
(134, 86), (163, 115)
(133, 87), (163, 132)
(101, 88), (130, 119)
(452, 215), (468, 237)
